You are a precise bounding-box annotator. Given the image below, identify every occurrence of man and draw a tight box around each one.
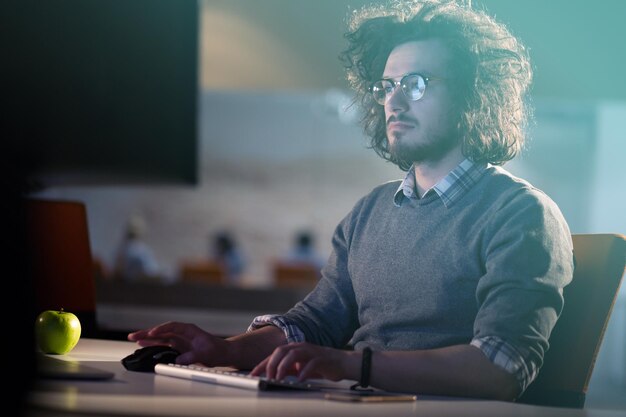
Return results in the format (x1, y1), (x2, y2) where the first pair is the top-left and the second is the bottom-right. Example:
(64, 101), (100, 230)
(129, 0), (574, 401)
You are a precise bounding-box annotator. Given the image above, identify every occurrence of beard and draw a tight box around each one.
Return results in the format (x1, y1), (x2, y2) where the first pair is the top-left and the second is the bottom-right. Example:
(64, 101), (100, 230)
(389, 131), (460, 165)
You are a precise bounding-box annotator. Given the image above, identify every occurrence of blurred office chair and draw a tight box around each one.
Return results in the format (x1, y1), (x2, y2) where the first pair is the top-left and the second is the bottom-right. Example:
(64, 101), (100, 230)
(179, 260), (226, 285)
(25, 198), (99, 338)
(517, 233), (626, 408)
(272, 261), (320, 289)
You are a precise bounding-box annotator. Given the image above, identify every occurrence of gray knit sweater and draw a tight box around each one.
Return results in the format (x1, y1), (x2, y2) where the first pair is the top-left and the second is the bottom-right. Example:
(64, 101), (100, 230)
(283, 165), (574, 376)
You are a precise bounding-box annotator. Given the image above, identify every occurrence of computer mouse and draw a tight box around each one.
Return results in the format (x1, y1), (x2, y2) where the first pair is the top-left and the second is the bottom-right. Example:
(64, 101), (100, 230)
(121, 345), (180, 372)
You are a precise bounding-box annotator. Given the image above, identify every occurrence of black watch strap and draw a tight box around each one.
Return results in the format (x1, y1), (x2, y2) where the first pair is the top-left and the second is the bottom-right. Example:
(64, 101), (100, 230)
(350, 347), (372, 391)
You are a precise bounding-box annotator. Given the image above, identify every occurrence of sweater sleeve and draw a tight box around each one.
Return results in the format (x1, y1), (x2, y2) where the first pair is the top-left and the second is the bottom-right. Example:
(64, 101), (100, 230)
(473, 188), (574, 394)
(280, 210), (361, 348)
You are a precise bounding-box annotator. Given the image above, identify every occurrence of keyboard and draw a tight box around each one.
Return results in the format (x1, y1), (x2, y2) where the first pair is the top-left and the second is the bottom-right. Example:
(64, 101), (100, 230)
(154, 363), (322, 391)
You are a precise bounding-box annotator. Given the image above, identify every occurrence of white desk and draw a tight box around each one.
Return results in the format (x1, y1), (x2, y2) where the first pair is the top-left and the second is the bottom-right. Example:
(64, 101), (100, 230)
(26, 339), (626, 417)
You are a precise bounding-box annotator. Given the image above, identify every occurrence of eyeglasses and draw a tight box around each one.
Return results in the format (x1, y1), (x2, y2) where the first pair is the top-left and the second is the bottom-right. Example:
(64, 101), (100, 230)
(370, 73), (443, 105)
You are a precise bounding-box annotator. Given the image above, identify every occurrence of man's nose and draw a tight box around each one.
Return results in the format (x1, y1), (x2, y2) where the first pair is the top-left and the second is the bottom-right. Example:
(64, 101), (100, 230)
(385, 83), (409, 112)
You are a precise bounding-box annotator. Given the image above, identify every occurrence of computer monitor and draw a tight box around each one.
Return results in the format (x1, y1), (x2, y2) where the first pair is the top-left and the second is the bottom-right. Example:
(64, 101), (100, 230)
(7, 0), (199, 186)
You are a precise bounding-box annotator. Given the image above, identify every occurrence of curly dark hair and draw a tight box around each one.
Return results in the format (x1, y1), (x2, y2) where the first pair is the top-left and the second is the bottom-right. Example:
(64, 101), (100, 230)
(340, 0), (533, 170)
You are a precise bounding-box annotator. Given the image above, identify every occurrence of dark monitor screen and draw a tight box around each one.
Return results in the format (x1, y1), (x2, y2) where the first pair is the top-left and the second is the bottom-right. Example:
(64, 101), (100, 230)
(7, 0), (199, 186)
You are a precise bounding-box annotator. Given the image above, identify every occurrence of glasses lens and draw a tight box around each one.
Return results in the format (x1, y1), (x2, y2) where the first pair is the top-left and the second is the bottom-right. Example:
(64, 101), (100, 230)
(401, 74), (426, 101)
(371, 80), (393, 105)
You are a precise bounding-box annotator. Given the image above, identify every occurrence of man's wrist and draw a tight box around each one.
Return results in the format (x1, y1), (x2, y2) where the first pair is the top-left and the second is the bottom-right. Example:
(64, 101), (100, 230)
(221, 337), (244, 368)
(227, 325), (287, 369)
(342, 349), (364, 384)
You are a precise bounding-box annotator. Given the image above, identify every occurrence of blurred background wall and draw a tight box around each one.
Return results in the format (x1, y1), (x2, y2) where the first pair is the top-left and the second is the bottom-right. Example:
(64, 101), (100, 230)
(28, 0), (626, 284)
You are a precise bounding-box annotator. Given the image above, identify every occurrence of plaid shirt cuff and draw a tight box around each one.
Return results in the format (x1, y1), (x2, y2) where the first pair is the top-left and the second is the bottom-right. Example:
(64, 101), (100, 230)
(471, 336), (538, 395)
(247, 314), (306, 344)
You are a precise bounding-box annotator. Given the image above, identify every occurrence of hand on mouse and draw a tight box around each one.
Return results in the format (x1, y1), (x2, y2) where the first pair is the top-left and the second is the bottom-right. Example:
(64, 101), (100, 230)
(128, 321), (288, 370)
(121, 345), (180, 372)
(128, 321), (234, 367)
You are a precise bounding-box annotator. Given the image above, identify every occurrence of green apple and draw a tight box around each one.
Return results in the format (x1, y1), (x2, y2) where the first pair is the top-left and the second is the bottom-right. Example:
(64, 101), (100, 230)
(35, 309), (81, 354)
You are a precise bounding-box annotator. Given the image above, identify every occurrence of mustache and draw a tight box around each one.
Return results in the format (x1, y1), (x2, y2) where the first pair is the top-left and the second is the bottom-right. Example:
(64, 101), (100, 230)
(387, 114), (418, 125)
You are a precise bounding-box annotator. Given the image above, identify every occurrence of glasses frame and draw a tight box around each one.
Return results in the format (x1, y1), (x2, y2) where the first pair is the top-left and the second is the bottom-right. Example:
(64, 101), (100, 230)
(369, 73), (443, 106)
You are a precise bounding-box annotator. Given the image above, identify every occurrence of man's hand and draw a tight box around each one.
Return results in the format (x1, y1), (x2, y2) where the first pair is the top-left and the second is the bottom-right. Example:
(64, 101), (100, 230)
(128, 322), (287, 369)
(250, 342), (360, 382)
(128, 321), (234, 366)
(251, 342), (520, 400)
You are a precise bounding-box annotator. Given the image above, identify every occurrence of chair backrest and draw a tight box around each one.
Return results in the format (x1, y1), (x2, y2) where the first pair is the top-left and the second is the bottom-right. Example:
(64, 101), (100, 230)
(518, 233), (626, 408)
(25, 198), (99, 337)
(179, 260), (226, 285)
(272, 261), (320, 289)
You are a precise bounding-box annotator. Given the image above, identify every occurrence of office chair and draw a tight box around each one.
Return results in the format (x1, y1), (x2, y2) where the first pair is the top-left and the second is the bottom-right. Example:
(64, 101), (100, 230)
(517, 233), (626, 408)
(179, 260), (226, 285)
(272, 261), (321, 289)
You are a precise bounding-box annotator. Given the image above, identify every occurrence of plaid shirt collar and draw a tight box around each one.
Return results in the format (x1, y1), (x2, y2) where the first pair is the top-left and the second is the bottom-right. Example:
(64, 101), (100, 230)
(393, 158), (488, 208)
